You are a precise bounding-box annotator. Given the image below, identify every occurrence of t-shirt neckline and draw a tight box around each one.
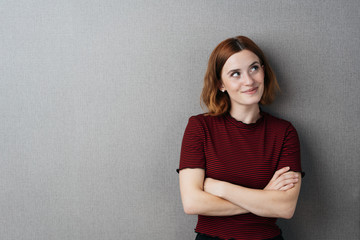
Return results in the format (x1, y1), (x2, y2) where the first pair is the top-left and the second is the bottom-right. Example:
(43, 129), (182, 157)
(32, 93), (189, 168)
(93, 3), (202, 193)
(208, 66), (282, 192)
(224, 108), (266, 129)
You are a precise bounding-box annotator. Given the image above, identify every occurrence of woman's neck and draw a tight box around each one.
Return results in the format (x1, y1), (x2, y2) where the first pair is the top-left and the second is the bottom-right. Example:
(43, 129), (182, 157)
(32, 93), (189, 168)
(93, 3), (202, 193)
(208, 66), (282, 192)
(229, 105), (261, 124)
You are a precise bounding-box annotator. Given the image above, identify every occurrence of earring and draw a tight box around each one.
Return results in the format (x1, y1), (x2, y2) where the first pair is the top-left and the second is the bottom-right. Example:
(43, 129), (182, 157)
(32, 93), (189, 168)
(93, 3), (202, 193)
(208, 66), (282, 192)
(221, 89), (225, 92)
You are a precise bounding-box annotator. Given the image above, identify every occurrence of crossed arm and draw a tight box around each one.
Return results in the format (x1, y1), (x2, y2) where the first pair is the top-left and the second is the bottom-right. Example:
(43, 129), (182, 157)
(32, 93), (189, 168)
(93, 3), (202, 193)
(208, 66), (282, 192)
(179, 167), (301, 219)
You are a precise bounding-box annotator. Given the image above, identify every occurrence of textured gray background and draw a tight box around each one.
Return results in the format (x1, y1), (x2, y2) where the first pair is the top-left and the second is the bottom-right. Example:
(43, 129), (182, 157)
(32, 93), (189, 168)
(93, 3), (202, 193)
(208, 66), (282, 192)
(1, 0), (359, 239)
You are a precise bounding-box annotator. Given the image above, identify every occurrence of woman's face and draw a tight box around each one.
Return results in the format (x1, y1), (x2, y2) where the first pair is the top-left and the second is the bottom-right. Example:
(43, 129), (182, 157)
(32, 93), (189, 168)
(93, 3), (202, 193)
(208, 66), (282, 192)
(220, 50), (265, 109)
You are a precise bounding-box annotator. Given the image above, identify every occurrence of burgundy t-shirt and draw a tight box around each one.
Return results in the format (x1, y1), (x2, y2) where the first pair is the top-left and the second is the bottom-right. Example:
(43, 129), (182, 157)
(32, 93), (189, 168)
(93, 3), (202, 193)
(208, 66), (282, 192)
(179, 111), (303, 240)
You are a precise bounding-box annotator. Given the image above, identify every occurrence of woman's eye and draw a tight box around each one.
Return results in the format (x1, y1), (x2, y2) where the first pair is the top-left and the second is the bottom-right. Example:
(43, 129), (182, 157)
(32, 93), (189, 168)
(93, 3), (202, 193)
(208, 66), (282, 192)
(231, 72), (240, 77)
(250, 65), (259, 73)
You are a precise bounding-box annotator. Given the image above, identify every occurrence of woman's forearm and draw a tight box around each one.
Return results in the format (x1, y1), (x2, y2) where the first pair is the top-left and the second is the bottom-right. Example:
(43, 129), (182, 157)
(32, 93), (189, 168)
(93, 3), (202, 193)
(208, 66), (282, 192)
(181, 188), (249, 216)
(205, 174), (301, 219)
(179, 168), (249, 216)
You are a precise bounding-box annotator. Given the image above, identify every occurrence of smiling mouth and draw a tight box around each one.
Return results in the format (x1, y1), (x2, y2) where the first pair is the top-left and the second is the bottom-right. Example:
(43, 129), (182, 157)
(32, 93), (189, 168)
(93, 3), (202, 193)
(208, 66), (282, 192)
(242, 87), (258, 93)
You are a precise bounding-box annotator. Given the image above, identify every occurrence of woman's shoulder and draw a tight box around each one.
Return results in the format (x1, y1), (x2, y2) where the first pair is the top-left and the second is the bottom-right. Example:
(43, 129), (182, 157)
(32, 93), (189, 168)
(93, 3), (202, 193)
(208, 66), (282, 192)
(188, 113), (224, 122)
(186, 113), (225, 128)
(263, 111), (297, 131)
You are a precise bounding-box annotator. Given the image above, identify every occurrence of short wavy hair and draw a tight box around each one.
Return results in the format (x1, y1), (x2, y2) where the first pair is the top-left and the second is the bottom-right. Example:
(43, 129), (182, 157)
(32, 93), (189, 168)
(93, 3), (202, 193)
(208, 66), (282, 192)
(201, 36), (280, 116)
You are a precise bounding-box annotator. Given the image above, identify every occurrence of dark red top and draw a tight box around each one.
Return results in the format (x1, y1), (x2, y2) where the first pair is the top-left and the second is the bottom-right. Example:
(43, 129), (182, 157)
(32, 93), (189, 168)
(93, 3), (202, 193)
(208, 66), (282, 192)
(179, 111), (303, 240)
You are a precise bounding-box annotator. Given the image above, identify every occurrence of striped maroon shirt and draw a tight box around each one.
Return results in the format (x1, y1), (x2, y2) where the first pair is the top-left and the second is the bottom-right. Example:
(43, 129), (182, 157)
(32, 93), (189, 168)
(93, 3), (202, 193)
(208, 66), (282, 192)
(179, 111), (303, 240)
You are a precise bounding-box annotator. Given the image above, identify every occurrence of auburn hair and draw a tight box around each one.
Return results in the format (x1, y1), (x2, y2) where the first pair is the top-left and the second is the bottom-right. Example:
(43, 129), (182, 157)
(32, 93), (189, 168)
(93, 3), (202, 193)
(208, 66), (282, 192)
(201, 36), (280, 116)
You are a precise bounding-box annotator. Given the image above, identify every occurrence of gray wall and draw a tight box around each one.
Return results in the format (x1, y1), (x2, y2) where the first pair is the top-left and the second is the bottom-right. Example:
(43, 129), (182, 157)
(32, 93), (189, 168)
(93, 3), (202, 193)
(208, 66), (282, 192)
(1, 0), (359, 239)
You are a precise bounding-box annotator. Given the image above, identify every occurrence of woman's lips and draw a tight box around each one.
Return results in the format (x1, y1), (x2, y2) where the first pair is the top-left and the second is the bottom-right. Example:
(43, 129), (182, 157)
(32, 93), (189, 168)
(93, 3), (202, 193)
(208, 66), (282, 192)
(242, 87), (258, 94)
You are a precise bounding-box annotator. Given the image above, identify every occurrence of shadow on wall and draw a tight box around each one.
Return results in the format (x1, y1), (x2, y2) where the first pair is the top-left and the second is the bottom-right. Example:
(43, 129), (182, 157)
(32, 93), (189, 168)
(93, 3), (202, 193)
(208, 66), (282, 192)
(278, 122), (331, 240)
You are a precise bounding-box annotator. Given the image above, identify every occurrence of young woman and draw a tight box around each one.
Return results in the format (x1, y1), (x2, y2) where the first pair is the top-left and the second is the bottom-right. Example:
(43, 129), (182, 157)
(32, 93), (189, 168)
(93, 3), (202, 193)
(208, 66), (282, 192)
(178, 36), (303, 240)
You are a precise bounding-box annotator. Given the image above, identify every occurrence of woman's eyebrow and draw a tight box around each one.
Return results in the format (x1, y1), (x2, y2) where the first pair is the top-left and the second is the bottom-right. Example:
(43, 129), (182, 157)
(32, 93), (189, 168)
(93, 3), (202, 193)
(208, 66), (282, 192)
(227, 68), (240, 75)
(227, 61), (260, 75)
(249, 61), (260, 66)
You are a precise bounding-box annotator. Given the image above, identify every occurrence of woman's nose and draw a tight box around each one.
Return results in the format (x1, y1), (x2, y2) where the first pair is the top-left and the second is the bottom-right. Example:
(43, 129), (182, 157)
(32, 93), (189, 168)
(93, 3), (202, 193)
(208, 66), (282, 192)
(243, 72), (254, 85)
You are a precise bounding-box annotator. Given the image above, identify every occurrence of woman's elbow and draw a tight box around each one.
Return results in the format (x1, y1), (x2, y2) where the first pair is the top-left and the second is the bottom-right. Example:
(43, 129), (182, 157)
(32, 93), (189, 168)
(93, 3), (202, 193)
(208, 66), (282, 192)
(280, 210), (294, 219)
(278, 188), (300, 219)
(183, 205), (197, 215)
(182, 199), (199, 215)
(278, 203), (297, 219)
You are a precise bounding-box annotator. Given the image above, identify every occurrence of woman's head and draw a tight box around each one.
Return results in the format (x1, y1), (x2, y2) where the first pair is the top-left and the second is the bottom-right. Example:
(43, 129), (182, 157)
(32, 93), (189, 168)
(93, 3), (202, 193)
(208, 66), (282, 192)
(201, 36), (280, 116)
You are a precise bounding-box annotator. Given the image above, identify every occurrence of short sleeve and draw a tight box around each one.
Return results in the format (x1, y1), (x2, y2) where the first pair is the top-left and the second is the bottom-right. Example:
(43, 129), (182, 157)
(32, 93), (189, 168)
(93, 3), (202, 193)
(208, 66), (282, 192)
(277, 123), (305, 177)
(177, 116), (206, 173)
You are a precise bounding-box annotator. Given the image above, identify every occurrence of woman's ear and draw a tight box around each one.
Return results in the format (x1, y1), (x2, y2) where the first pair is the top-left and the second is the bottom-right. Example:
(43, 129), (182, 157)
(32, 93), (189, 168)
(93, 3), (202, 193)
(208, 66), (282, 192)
(219, 84), (225, 92)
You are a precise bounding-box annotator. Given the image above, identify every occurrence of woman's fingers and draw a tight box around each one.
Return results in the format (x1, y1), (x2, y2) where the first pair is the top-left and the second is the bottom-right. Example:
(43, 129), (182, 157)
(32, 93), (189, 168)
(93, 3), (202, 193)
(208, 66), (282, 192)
(274, 172), (299, 190)
(265, 167), (299, 191)
(279, 183), (294, 191)
(274, 177), (298, 189)
(271, 167), (290, 181)
(265, 167), (290, 190)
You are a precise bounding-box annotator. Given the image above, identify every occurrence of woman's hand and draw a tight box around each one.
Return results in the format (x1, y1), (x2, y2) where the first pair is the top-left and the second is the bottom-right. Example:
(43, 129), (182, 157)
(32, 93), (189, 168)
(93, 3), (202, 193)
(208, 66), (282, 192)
(264, 167), (299, 191)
